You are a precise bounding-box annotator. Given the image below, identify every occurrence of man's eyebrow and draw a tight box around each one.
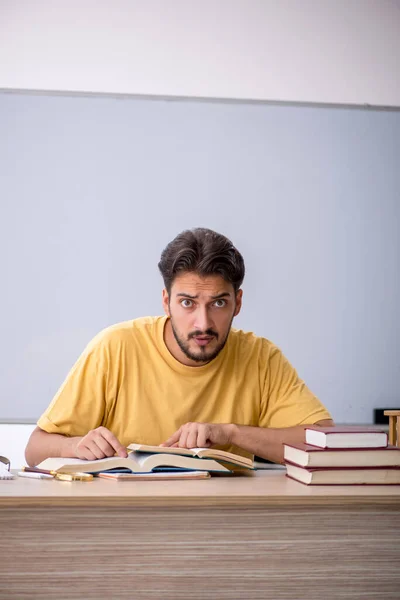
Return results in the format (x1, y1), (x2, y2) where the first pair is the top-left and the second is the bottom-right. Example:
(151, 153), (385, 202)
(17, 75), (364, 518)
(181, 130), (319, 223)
(176, 292), (231, 299)
(176, 293), (198, 299)
(210, 292), (231, 299)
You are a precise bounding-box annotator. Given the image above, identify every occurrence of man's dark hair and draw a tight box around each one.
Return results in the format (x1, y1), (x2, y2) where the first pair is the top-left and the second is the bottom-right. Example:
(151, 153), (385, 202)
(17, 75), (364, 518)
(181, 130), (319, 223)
(158, 228), (245, 294)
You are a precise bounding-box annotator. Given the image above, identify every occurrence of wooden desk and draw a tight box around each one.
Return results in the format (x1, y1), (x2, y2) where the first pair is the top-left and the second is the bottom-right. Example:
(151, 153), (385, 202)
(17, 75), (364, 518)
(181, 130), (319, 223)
(1, 471), (399, 599)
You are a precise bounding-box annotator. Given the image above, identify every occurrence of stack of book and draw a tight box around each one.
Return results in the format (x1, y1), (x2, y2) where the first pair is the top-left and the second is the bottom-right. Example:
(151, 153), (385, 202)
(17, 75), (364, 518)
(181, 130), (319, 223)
(284, 426), (400, 485)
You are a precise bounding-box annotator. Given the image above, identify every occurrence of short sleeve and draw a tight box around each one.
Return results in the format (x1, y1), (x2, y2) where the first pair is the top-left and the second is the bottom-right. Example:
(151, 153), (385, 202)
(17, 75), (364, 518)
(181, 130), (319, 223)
(37, 340), (108, 437)
(259, 345), (331, 428)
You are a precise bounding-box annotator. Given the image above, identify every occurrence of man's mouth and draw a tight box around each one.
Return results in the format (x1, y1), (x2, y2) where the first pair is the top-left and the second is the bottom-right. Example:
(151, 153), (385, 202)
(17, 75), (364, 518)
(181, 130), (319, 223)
(193, 336), (214, 347)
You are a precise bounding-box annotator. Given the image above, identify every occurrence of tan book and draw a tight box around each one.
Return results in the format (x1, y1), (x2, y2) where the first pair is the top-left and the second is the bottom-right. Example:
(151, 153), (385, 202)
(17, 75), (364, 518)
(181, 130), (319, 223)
(128, 443), (253, 469)
(36, 446), (252, 475)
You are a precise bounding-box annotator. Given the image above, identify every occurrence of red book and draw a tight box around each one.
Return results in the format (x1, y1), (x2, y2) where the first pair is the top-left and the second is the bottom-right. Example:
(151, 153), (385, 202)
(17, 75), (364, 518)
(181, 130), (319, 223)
(285, 463), (400, 486)
(284, 443), (400, 468)
(305, 426), (388, 449)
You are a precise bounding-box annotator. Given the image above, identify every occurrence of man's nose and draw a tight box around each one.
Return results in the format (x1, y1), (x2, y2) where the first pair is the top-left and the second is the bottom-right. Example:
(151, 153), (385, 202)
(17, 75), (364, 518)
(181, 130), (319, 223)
(193, 306), (213, 332)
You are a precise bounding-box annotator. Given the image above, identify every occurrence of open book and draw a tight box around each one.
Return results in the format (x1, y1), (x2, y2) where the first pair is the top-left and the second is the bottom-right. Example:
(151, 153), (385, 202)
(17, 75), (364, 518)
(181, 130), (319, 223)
(36, 445), (253, 475)
(128, 444), (253, 469)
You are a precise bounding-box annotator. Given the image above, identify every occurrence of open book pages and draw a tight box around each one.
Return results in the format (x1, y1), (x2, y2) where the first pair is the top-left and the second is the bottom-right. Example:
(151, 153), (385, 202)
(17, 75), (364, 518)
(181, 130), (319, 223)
(127, 443), (254, 469)
(36, 451), (232, 474)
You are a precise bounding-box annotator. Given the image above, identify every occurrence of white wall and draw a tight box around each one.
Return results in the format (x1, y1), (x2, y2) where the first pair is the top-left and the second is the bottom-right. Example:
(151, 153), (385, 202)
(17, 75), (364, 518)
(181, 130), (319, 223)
(0, 0), (400, 106)
(0, 424), (35, 470)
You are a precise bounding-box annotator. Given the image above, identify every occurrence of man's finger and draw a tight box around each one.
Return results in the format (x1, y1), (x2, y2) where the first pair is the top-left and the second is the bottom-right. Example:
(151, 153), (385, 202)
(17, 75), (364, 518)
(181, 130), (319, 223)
(92, 435), (116, 457)
(186, 428), (199, 449)
(161, 427), (182, 447)
(76, 446), (98, 461)
(178, 428), (189, 448)
(86, 440), (108, 459)
(196, 426), (210, 448)
(78, 439), (106, 459)
(100, 427), (127, 457)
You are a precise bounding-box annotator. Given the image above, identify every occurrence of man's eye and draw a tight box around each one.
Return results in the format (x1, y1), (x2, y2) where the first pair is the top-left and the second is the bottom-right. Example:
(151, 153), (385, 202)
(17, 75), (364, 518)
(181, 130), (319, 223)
(214, 299), (226, 308)
(181, 299), (193, 308)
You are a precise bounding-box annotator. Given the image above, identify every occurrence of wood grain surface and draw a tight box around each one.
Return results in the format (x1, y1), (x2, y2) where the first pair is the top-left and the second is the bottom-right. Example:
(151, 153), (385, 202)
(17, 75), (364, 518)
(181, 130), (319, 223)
(1, 504), (399, 600)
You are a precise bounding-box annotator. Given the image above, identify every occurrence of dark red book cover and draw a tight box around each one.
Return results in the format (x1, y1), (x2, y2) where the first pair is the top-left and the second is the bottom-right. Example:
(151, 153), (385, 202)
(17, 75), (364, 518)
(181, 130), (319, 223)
(285, 461), (400, 472)
(285, 474), (400, 486)
(305, 426), (387, 434)
(284, 443), (400, 453)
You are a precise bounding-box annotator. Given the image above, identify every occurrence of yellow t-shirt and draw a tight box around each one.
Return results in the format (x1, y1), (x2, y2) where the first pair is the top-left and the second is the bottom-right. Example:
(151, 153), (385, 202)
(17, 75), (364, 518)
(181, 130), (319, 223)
(38, 316), (331, 457)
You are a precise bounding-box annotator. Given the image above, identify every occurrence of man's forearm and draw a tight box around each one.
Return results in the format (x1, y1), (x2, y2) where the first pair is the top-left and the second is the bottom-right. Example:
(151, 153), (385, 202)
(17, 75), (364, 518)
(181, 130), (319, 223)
(163, 420), (334, 460)
(25, 427), (81, 467)
(229, 424), (313, 463)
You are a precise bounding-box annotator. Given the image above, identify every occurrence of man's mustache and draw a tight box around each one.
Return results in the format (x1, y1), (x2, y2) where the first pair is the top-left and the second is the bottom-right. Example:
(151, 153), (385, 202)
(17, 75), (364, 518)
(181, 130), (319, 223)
(188, 329), (218, 340)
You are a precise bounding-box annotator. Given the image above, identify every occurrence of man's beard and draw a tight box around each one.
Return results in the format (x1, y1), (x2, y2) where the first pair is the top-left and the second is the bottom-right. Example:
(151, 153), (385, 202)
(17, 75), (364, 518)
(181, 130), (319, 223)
(169, 314), (234, 363)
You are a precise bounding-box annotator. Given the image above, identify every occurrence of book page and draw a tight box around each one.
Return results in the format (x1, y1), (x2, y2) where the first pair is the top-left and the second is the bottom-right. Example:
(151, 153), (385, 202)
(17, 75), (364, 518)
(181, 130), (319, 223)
(128, 443), (252, 467)
(37, 455), (140, 473)
(194, 448), (253, 467)
(128, 451), (231, 473)
(127, 443), (195, 457)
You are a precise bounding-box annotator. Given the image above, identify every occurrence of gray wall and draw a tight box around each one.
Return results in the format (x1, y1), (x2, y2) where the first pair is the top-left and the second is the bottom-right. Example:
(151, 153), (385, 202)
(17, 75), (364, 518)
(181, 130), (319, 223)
(1, 91), (399, 422)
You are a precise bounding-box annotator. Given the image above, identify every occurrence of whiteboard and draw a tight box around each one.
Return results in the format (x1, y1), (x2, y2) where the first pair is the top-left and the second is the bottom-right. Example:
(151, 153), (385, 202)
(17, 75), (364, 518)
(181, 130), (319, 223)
(1, 91), (399, 422)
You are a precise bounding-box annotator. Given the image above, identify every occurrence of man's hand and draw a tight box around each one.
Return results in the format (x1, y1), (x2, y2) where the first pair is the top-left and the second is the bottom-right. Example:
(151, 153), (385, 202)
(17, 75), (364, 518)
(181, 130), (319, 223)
(74, 426), (127, 460)
(161, 422), (234, 449)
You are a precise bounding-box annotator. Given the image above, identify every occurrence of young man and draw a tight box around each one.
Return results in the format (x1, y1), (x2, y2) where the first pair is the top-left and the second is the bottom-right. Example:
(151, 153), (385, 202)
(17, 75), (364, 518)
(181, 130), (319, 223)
(25, 228), (333, 466)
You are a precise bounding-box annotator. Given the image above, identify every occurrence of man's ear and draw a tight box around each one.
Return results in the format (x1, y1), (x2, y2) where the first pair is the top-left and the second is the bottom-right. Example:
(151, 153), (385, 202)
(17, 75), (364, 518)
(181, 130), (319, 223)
(234, 289), (243, 317)
(162, 289), (170, 316)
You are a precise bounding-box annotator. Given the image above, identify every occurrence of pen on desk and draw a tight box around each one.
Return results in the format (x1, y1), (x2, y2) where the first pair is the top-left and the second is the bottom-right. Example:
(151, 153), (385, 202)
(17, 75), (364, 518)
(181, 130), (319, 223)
(22, 466), (93, 481)
(23, 466), (55, 476)
(18, 471), (54, 479)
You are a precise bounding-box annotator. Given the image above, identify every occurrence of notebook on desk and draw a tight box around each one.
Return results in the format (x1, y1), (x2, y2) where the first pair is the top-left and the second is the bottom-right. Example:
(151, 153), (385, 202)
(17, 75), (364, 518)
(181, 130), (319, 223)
(97, 470), (211, 481)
